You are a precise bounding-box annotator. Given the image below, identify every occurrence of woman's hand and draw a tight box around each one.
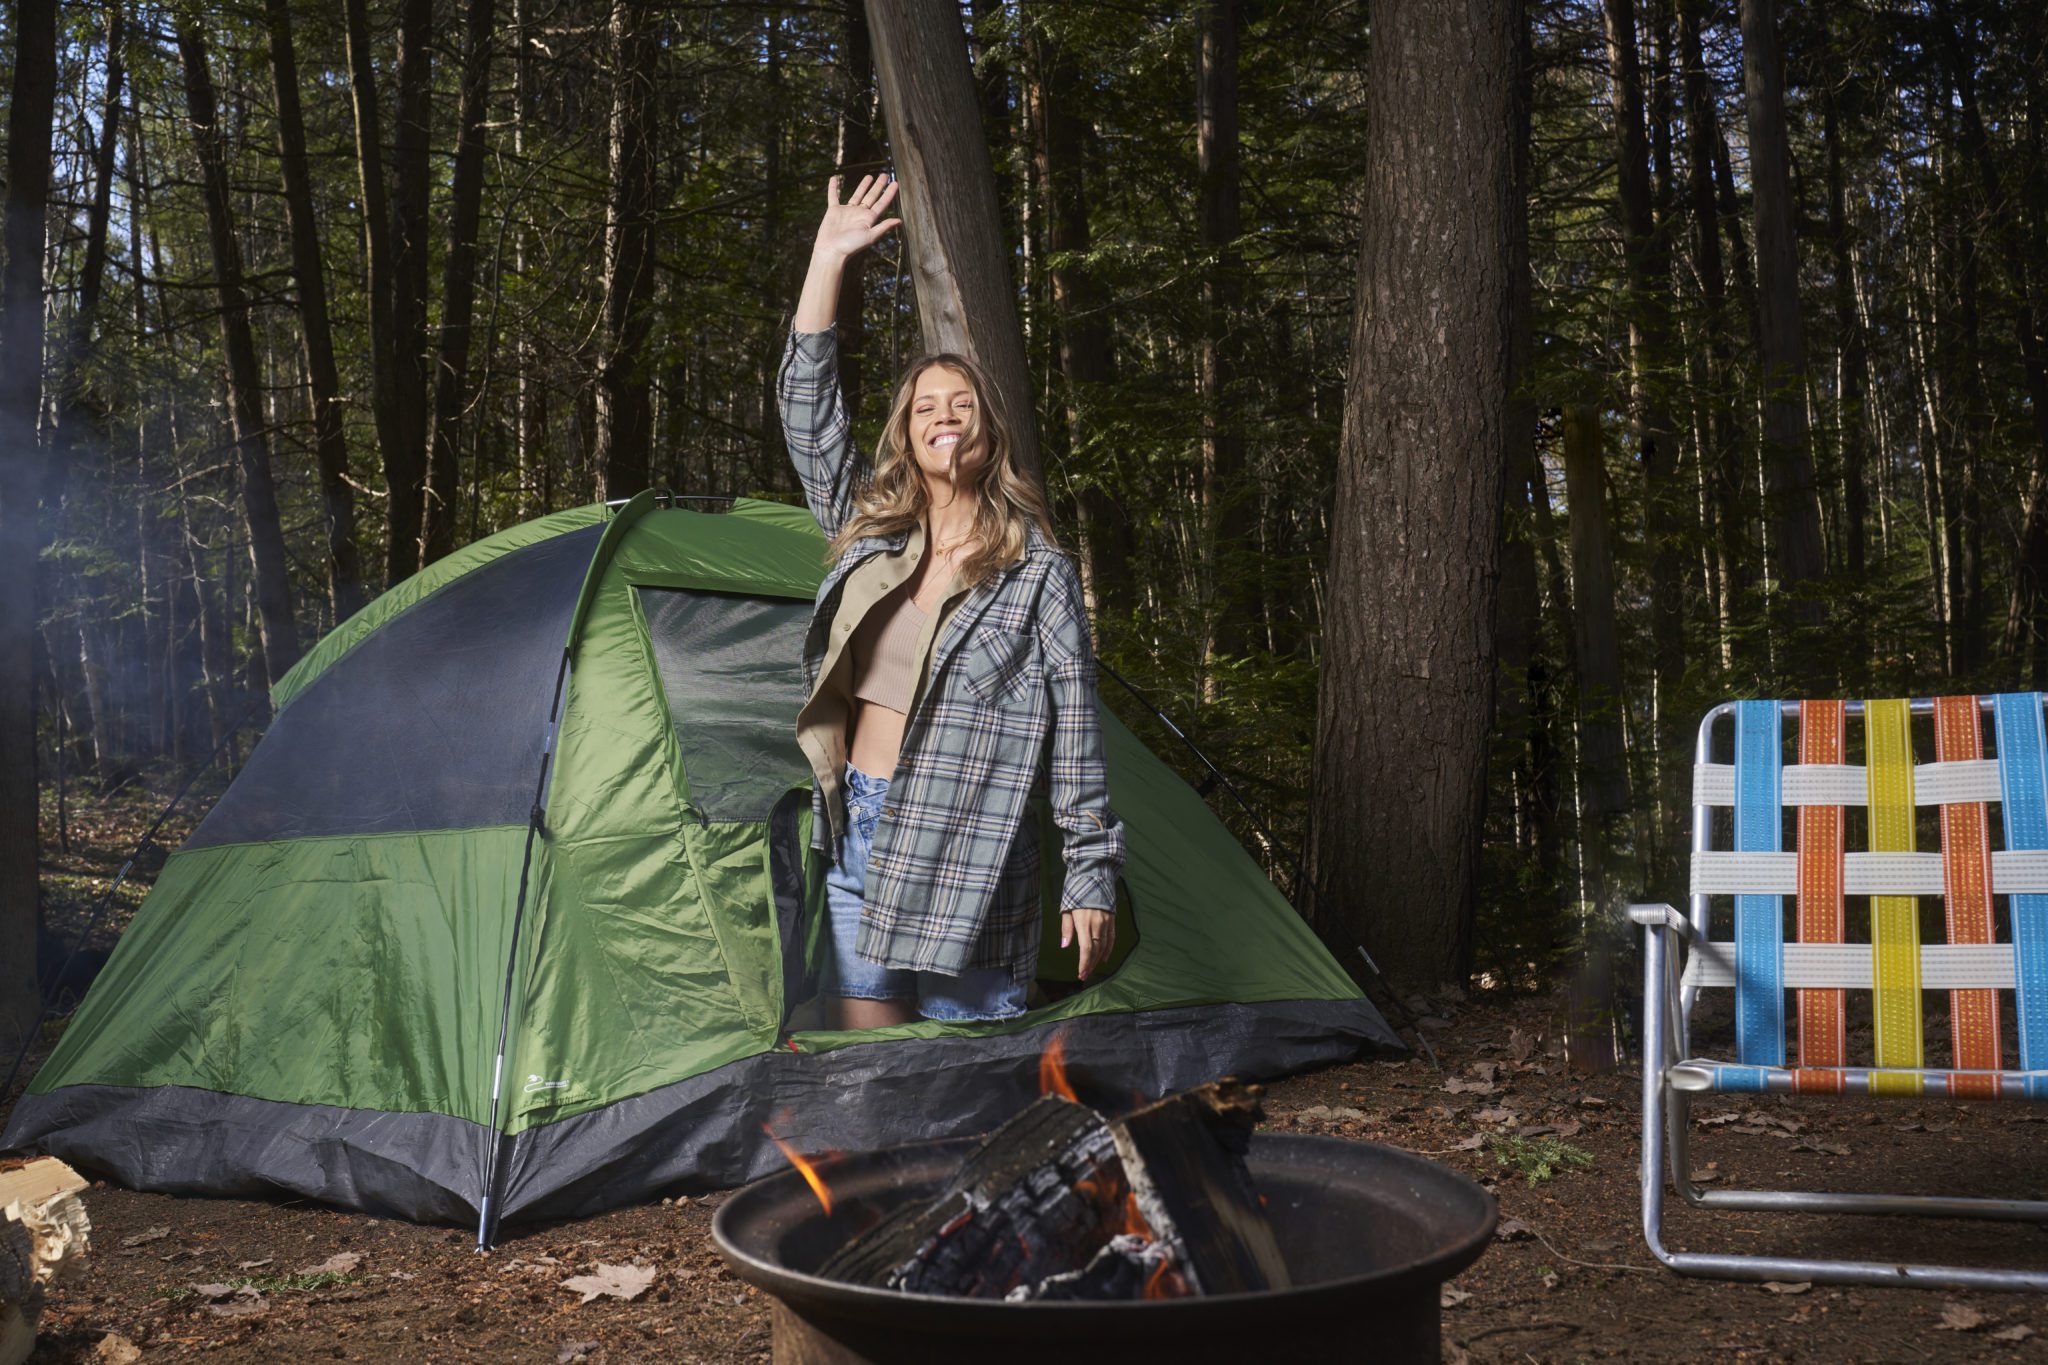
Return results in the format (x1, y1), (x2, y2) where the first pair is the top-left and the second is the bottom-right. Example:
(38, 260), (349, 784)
(1061, 907), (1115, 981)
(795, 174), (902, 332)
(814, 173), (902, 262)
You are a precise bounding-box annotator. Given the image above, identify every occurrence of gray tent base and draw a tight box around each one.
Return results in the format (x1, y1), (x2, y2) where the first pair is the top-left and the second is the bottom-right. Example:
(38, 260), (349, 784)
(5, 999), (1396, 1227)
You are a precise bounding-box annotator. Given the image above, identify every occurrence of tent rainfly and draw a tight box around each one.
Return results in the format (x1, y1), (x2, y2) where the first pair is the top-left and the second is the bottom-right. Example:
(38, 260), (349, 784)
(3, 493), (1396, 1239)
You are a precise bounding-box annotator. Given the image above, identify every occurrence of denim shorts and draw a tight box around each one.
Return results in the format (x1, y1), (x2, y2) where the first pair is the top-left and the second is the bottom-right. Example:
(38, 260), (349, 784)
(825, 763), (1030, 1022)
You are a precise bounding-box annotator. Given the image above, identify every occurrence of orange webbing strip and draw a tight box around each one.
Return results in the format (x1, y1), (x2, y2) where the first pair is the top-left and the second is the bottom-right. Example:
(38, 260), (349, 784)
(1935, 695), (2002, 1095)
(1796, 700), (1846, 1089)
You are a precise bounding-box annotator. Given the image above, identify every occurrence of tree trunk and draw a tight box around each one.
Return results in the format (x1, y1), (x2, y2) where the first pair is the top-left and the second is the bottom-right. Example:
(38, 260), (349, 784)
(835, 0), (886, 420)
(1602, 0), (1685, 886)
(423, 0), (498, 562)
(176, 20), (301, 689)
(1737, 0), (1825, 635)
(866, 0), (1043, 481)
(1822, 83), (1869, 596)
(0, 0), (57, 1044)
(1562, 405), (1630, 828)
(1198, 0), (1251, 670)
(266, 0), (365, 620)
(342, 0), (412, 587)
(1679, 0), (1746, 659)
(593, 0), (660, 500)
(1025, 19), (1133, 618)
(1304, 0), (1514, 990)
(389, 0), (435, 578)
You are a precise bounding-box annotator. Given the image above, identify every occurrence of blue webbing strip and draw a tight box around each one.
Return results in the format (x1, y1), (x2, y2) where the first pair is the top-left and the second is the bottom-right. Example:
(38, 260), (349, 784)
(1713, 1066), (1769, 1093)
(1994, 693), (2048, 1092)
(1735, 700), (1785, 1066)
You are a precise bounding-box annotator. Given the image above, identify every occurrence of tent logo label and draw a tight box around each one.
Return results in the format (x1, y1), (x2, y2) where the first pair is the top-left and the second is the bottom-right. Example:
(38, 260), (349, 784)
(523, 1075), (569, 1095)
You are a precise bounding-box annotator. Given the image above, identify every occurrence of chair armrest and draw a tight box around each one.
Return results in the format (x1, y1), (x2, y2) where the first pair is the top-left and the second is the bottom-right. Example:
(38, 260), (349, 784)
(1628, 902), (1695, 939)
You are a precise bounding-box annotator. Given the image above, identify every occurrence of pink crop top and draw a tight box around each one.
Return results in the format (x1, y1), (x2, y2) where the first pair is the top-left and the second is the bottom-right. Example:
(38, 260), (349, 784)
(849, 584), (928, 713)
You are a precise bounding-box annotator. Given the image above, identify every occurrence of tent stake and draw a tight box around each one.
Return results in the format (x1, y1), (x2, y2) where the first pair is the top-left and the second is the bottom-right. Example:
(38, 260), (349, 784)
(476, 646), (572, 1251)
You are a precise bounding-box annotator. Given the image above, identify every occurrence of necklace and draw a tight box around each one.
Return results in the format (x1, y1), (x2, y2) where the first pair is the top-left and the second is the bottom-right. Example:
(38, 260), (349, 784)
(931, 528), (979, 555)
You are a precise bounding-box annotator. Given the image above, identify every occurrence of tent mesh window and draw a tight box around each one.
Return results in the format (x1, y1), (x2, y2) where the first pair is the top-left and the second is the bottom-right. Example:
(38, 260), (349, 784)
(637, 587), (813, 822)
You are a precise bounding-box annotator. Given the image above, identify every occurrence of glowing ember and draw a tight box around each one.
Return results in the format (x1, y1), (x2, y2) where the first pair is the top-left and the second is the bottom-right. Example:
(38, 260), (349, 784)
(762, 1124), (834, 1216)
(1038, 1032), (1078, 1103)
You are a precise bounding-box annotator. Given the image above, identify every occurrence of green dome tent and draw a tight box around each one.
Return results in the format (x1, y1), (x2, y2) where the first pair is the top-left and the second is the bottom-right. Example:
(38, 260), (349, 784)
(4, 492), (1395, 1236)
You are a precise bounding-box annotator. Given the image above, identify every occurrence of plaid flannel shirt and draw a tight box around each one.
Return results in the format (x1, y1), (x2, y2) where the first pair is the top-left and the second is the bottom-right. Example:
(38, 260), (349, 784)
(778, 326), (1126, 978)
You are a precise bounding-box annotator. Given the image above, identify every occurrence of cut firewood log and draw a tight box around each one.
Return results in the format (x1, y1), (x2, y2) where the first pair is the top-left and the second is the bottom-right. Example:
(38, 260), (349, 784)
(1108, 1079), (1290, 1294)
(1, 1158), (92, 1365)
(819, 1095), (1125, 1297)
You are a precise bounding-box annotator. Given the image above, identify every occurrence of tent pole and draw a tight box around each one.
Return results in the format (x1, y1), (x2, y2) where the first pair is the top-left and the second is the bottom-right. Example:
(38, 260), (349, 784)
(475, 645), (571, 1251)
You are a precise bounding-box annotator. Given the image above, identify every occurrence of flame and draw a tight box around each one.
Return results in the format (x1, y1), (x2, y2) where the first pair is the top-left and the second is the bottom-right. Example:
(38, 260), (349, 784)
(1143, 1258), (1184, 1300)
(761, 1124), (833, 1216)
(1118, 1191), (1154, 1239)
(1039, 1032), (1078, 1103)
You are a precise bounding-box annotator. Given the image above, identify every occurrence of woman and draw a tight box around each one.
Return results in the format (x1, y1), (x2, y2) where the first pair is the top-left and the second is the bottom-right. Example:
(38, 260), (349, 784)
(781, 172), (1125, 1028)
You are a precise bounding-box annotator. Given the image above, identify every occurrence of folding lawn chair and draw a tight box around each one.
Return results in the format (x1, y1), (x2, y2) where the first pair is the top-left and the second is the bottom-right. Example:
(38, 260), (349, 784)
(1635, 694), (2048, 1290)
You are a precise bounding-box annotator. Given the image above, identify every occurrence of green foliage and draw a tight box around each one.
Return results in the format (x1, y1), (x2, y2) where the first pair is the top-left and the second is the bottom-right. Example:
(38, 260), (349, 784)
(1488, 1133), (1595, 1187)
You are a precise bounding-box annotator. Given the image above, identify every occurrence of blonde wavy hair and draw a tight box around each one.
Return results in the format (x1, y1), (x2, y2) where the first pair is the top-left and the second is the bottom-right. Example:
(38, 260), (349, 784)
(828, 351), (1058, 587)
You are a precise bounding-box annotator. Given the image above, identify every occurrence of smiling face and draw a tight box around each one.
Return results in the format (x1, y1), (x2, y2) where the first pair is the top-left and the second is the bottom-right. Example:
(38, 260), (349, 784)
(906, 364), (986, 485)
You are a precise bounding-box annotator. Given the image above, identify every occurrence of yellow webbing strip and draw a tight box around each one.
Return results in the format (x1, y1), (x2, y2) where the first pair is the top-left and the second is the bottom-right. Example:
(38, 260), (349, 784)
(1866, 699), (1924, 1093)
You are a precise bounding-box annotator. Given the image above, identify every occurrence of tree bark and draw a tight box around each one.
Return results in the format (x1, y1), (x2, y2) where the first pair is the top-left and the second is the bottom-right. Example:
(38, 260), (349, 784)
(388, 0), (435, 578)
(1822, 82), (1869, 592)
(422, 0), (498, 562)
(265, 0), (364, 620)
(176, 19), (300, 690)
(1737, 0), (1825, 635)
(1304, 0), (1514, 989)
(342, 0), (411, 587)
(1562, 405), (1630, 826)
(0, 0), (58, 1043)
(866, 0), (1043, 481)
(1025, 19), (1133, 618)
(593, 0), (660, 500)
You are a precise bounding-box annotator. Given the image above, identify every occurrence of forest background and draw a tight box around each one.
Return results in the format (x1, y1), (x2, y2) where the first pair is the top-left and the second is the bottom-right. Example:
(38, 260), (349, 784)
(2, 0), (2041, 1043)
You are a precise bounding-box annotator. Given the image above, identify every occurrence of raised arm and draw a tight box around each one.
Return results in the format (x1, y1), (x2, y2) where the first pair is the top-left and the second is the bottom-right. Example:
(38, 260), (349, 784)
(779, 175), (901, 537)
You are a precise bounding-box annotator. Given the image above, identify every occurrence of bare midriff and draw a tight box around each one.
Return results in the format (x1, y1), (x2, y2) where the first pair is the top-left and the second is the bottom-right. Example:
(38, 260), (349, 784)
(847, 527), (965, 780)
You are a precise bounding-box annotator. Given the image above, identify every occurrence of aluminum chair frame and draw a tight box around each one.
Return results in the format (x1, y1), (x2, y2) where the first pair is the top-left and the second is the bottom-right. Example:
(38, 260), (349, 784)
(1634, 697), (2048, 1291)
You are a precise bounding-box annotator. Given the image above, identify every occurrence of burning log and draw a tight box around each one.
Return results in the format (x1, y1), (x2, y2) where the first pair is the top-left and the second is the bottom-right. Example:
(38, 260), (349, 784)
(816, 1073), (1288, 1302)
(819, 1095), (1123, 1296)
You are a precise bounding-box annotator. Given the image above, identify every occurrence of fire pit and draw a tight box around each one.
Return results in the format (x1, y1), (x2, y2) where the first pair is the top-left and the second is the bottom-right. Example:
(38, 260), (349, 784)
(712, 1130), (1495, 1365)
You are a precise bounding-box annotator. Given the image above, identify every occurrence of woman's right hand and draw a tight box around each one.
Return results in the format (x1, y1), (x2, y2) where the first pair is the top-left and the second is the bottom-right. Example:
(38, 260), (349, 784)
(814, 173), (902, 261)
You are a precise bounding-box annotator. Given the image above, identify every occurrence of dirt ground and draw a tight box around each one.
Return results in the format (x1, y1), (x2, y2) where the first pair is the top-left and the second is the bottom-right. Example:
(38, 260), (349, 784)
(10, 775), (2048, 1361)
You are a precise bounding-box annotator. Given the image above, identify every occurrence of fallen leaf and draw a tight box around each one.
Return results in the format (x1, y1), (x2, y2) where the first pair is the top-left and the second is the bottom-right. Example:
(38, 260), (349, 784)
(1698, 1111), (1742, 1127)
(1938, 1303), (1989, 1332)
(1440, 1286), (1472, 1308)
(207, 1289), (269, 1319)
(1554, 1121), (1585, 1138)
(1470, 1061), (1501, 1084)
(1541, 1270), (1561, 1290)
(1514, 1123), (1558, 1139)
(1454, 1133), (1487, 1151)
(1762, 1281), (1812, 1295)
(236, 1258), (274, 1270)
(1793, 1140), (1851, 1157)
(1443, 1078), (1496, 1096)
(294, 1251), (362, 1276)
(1579, 1095), (1609, 1109)
(561, 1262), (658, 1304)
(557, 1342), (604, 1363)
(1473, 1106), (1518, 1124)
(94, 1333), (142, 1364)
(1993, 1325), (2035, 1342)
(189, 1282), (239, 1299)
(1495, 1218), (1532, 1241)
(121, 1226), (170, 1247)
(1508, 1028), (1536, 1063)
(1689, 1169), (1721, 1184)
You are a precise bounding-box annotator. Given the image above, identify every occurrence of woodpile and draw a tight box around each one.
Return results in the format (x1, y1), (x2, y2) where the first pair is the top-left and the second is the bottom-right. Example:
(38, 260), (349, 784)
(1, 1158), (91, 1365)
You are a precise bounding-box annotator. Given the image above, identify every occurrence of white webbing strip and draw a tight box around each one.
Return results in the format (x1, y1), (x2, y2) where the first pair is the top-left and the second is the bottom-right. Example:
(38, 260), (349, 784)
(1691, 849), (2048, 896)
(1692, 759), (2002, 809)
(1682, 942), (2017, 991)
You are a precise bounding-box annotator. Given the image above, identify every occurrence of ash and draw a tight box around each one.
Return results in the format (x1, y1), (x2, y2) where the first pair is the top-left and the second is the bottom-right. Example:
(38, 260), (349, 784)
(1005, 1234), (1179, 1302)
